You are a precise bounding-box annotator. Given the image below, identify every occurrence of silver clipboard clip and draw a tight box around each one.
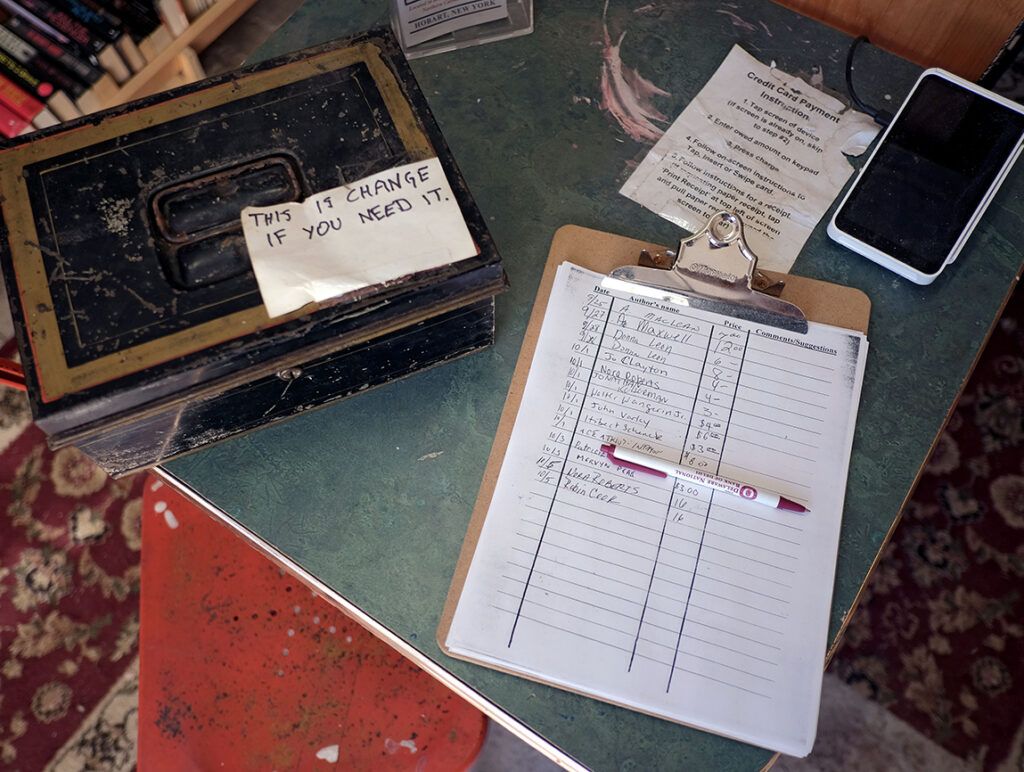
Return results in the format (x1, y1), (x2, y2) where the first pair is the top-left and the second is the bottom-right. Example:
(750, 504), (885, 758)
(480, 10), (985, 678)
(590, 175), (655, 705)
(602, 212), (809, 334)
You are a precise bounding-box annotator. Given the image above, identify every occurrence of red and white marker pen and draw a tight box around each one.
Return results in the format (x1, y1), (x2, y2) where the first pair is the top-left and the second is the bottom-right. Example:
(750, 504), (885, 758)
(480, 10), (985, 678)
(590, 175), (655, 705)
(600, 443), (809, 514)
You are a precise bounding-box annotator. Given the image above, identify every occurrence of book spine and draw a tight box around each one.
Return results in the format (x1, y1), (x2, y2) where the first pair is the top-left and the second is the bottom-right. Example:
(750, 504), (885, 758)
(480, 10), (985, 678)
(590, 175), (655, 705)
(6, 16), (100, 84)
(0, 97), (30, 135)
(72, 0), (144, 76)
(0, 21), (34, 60)
(12, 0), (105, 55)
(135, 22), (169, 62)
(124, 0), (161, 30)
(78, 0), (135, 80)
(0, 46), (54, 98)
(100, 0), (155, 41)
(30, 102), (56, 125)
(1, 1), (102, 71)
(129, 0), (170, 61)
(0, 23), (52, 81)
(12, 39), (85, 97)
(0, 26), (81, 118)
(115, 33), (142, 71)
(54, 0), (121, 45)
(179, 0), (207, 21)
(0, 70), (44, 119)
(154, 0), (186, 36)
(118, 0), (171, 61)
(46, 89), (78, 117)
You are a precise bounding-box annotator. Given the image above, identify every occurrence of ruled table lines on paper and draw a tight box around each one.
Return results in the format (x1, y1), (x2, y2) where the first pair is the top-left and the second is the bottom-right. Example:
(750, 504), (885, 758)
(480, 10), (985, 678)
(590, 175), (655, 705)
(445, 264), (868, 756)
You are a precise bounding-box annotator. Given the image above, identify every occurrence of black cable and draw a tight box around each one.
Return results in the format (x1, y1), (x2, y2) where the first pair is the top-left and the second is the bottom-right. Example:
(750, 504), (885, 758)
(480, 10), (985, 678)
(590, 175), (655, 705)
(845, 35), (893, 127)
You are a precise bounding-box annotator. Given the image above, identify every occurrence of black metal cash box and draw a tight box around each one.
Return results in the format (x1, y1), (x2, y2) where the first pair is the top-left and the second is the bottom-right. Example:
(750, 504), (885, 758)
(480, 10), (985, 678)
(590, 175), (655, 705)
(0, 30), (505, 476)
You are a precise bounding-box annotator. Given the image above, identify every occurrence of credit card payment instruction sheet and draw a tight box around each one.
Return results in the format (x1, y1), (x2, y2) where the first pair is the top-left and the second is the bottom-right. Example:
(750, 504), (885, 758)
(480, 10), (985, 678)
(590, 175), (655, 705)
(445, 264), (869, 756)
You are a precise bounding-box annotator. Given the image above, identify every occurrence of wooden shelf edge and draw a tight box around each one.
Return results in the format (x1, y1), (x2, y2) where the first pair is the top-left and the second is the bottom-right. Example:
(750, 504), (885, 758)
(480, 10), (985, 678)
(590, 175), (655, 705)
(106, 0), (260, 106)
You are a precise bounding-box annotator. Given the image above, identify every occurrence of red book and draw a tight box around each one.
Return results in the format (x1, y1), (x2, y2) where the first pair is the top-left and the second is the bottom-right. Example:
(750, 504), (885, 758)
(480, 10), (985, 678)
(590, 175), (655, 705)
(0, 70), (43, 120)
(0, 96), (29, 135)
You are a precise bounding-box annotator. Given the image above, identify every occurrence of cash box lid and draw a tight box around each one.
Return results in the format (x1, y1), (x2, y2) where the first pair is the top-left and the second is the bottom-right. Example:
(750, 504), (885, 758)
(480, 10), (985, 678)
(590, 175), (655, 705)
(0, 29), (504, 437)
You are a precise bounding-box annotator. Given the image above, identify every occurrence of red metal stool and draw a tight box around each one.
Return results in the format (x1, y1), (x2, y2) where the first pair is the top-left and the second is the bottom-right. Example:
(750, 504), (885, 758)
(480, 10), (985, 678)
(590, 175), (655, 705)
(139, 475), (487, 770)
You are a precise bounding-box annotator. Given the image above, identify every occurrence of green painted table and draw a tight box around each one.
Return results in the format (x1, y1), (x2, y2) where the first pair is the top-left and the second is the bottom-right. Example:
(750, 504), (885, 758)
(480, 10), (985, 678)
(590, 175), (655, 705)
(161, 2), (1024, 769)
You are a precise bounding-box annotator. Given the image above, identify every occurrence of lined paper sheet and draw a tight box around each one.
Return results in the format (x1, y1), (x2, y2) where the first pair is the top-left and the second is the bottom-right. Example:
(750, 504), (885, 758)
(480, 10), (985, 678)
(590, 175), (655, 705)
(445, 264), (868, 756)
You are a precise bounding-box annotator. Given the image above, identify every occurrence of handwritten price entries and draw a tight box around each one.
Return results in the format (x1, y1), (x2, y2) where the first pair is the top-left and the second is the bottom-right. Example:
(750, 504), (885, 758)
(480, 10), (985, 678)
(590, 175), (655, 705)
(241, 157), (477, 317)
(445, 263), (870, 756)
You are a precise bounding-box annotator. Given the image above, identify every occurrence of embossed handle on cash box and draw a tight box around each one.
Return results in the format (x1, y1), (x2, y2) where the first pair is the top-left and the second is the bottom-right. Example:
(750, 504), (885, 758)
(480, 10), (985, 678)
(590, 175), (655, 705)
(149, 154), (304, 290)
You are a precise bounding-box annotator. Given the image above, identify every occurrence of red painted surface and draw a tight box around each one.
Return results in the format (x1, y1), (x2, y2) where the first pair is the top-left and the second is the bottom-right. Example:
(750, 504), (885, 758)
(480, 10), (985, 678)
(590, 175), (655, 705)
(138, 476), (486, 770)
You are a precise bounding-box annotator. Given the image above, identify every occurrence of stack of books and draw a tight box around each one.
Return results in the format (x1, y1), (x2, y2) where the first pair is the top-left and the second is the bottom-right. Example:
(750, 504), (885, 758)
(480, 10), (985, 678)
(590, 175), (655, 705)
(0, 0), (208, 135)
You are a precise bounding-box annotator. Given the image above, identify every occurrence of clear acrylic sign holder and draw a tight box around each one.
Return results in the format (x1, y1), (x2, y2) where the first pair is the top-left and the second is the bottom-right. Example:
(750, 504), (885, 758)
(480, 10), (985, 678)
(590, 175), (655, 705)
(391, 0), (533, 60)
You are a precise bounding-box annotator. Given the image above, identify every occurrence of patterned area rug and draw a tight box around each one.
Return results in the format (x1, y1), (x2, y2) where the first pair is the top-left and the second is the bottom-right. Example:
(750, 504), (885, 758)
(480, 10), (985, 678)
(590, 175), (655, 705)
(829, 281), (1024, 770)
(0, 342), (145, 770)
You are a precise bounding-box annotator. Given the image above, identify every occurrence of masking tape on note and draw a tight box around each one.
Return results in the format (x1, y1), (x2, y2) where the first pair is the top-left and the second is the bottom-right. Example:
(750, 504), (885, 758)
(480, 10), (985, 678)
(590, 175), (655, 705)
(241, 157), (477, 318)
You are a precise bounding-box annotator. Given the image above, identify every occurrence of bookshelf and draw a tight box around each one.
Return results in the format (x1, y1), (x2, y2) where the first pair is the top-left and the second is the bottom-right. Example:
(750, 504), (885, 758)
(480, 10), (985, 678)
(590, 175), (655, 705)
(105, 0), (259, 106)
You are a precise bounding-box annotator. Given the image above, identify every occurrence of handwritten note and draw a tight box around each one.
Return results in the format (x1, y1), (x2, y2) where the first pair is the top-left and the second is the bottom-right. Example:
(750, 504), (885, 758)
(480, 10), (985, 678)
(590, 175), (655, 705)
(241, 158), (476, 317)
(621, 45), (879, 271)
(445, 264), (868, 756)
(394, 0), (509, 47)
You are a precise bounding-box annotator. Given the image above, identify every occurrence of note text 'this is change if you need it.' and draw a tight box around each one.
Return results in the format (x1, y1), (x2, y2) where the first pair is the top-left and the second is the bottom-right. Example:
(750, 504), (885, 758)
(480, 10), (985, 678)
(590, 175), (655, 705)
(241, 157), (477, 317)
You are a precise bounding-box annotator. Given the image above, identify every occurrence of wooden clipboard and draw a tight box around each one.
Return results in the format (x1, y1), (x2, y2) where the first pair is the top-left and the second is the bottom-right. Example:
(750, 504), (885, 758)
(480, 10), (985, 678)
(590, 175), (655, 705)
(437, 223), (870, 651)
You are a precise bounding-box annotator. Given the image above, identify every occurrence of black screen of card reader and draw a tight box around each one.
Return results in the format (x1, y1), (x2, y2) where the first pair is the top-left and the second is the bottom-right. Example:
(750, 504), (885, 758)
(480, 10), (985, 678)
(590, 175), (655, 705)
(834, 74), (1024, 275)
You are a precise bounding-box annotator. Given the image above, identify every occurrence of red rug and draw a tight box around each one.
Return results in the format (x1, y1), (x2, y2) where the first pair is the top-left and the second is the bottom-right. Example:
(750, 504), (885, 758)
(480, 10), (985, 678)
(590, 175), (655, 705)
(0, 340), (145, 769)
(829, 281), (1024, 770)
(138, 477), (486, 769)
